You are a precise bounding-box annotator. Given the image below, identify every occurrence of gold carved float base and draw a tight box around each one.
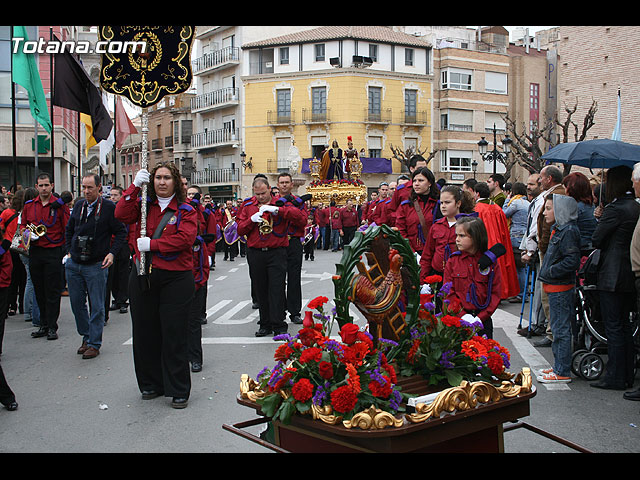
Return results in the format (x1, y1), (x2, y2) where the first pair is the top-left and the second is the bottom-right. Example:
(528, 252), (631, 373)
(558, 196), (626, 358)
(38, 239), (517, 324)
(239, 367), (533, 431)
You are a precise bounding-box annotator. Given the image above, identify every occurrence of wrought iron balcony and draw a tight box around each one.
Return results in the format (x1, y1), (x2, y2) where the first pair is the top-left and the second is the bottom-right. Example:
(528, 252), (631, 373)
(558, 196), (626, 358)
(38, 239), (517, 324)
(192, 46), (240, 74)
(302, 108), (331, 124)
(191, 87), (239, 112)
(267, 110), (296, 125)
(191, 167), (240, 186)
(191, 127), (239, 150)
(364, 108), (392, 124)
(401, 110), (429, 125)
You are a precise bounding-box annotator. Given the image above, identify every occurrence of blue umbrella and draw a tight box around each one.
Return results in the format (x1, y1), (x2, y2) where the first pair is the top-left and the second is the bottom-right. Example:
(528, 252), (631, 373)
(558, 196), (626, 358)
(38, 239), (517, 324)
(542, 138), (640, 169)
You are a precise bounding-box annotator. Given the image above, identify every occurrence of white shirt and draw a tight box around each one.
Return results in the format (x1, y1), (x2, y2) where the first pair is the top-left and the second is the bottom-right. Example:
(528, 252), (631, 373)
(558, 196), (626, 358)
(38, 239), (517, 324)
(157, 194), (175, 212)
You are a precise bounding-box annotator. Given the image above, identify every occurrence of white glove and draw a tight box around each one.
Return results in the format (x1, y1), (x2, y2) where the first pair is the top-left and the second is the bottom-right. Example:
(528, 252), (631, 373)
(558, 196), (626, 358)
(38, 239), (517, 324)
(259, 205), (279, 214)
(137, 237), (151, 252)
(251, 211), (263, 223)
(133, 169), (150, 188)
(461, 313), (483, 327)
(30, 232), (39, 241)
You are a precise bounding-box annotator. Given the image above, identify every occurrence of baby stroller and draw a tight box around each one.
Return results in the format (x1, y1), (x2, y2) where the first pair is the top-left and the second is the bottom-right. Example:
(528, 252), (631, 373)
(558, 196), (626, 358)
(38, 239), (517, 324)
(571, 249), (640, 380)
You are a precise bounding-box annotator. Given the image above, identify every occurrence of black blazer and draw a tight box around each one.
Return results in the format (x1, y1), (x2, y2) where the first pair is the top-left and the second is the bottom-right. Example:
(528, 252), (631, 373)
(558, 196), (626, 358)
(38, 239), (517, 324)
(65, 197), (128, 264)
(592, 193), (640, 292)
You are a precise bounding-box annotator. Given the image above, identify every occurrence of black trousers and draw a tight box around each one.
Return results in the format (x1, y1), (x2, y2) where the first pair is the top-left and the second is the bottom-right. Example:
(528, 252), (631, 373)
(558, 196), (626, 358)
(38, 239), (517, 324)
(247, 247), (287, 333)
(29, 245), (64, 332)
(8, 251), (25, 312)
(342, 226), (356, 247)
(285, 237), (303, 319)
(105, 247), (131, 321)
(224, 241), (238, 260)
(129, 268), (194, 398)
(303, 239), (315, 259)
(0, 361), (16, 407)
(188, 285), (206, 364)
(599, 290), (636, 387)
(0, 288), (8, 355)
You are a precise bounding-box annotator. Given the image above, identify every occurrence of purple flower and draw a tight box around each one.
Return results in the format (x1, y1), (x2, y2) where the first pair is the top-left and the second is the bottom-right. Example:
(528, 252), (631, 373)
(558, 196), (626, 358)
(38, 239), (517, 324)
(273, 333), (293, 342)
(423, 302), (436, 311)
(390, 390), (402, 410)
(439, 350), (456, 369)
(438, 281), (452, 296)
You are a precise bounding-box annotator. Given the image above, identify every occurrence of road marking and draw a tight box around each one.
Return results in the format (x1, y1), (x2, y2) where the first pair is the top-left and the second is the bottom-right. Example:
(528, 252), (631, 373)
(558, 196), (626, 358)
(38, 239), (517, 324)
(215, 276), (227, 281)
(229, 268), (238, 273)
(206, 299), (232, 318)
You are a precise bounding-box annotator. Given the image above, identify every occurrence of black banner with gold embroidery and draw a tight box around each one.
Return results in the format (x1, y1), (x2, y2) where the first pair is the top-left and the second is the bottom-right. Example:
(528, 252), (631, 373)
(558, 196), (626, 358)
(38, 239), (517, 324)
(98, 26), (195, 108)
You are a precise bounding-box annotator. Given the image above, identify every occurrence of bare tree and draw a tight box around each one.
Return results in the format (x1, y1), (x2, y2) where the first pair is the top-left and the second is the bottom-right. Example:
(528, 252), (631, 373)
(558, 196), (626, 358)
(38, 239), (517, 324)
(389, 144), (438, 171)
(503, 98), (598, 176)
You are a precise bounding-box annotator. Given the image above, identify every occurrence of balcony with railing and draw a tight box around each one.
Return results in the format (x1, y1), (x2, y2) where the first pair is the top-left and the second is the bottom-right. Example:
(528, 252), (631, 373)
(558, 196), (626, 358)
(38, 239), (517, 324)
(364, 108), (392, 125)
(302, 108), (331, 125)
(191, 87), (239, 113)
(191, 167), (240, 186)
(191, 127), (239, 150)
(192, 46), (240, 74)
(401, 110), (429, 126)
(267, 110), (296, 126)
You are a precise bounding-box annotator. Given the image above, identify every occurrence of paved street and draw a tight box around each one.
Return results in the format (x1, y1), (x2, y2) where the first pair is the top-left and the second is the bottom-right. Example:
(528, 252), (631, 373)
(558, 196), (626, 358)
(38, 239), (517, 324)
(1, 247), (640, 453)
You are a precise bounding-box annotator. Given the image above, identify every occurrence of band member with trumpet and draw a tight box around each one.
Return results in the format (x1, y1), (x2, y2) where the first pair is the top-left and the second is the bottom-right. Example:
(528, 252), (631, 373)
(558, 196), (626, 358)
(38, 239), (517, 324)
(115, 162), (197, 409)
(237, 176), (307, 338)
(20, 173), (70, 340)
(220, 200), (238, 262)
(276, 173), (309, 325)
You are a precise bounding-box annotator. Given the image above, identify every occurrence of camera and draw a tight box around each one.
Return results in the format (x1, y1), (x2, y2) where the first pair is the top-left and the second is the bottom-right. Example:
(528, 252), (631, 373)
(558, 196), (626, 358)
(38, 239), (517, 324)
(77, 235), (94, 262)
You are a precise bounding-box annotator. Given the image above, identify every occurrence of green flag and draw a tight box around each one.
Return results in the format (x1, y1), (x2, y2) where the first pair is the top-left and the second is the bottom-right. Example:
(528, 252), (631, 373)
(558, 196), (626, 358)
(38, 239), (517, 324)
(11, 26), (52, 133)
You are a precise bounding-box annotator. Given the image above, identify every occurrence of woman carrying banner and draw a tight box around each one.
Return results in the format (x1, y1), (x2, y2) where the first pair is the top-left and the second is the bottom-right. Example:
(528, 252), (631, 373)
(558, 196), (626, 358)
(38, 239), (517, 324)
(115, 162), (197, 409)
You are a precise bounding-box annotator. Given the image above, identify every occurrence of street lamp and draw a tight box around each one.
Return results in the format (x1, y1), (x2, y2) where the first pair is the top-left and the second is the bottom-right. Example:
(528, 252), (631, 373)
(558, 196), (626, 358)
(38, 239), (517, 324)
(477, 123), (512, 176)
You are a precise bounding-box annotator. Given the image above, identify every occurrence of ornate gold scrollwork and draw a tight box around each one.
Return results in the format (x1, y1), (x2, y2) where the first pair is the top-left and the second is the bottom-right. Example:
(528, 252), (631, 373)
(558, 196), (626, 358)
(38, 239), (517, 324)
(343, 405), (404, 430)
(406, 367), (533, 424)
(239, 367), (533, 430)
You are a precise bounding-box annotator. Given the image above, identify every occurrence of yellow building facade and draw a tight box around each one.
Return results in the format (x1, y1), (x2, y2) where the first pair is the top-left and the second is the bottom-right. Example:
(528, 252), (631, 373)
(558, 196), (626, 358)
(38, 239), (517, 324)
(240, 26), (433, 200)
(242, 71), (433, 197)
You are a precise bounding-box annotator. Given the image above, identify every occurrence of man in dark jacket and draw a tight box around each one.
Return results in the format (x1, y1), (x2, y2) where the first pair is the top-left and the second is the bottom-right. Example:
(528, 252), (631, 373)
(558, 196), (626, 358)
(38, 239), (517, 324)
(64, 174), (127, 359)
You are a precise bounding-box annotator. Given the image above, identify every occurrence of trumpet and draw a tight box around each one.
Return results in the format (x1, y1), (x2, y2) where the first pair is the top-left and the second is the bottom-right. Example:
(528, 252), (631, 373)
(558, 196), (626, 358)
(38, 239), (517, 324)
(25, 223), (47, 237)
(258, 216), (273, 235)
(22, 223), (47, 249)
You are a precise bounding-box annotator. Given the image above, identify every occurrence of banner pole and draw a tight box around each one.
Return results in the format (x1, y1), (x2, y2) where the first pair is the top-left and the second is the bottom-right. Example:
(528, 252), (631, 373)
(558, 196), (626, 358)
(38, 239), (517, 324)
(139, 107), (148, 275)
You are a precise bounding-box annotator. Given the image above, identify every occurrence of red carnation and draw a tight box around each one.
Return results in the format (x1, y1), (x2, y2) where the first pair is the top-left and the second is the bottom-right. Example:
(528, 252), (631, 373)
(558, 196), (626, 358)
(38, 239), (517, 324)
(291, 378), (314, 402)
(368, 377), (393, 398)
(307, 296), (329, 310)
(299, 347), (322, 363)
(441, 315), (461, 328)
(446, 296), (463, 314)
(330, 385), (358, 413)
(423, 274), (443, 284)
(318, 361), (334, 379)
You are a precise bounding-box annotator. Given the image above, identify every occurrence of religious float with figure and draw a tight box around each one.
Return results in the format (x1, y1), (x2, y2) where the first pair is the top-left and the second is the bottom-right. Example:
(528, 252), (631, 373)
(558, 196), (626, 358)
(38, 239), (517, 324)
(306, 136), (368, 207)
(221, 224), (605, 453)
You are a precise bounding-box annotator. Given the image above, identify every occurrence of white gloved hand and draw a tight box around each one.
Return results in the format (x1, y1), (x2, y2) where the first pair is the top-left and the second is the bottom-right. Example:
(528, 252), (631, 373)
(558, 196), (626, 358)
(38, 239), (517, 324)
(137, 236), (151, 252)
(259, 205), (279, 214)
(251, 211), (263, 223)
(133, 169), (150, 188)
(461, 313), (483, 327)
(30, 232), (39, 241)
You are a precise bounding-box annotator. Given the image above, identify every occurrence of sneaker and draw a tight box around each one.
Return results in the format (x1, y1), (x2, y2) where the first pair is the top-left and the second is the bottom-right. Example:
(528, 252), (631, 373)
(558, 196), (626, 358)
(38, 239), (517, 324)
(536, 372), (571, 383)
(536, 367), (554, 376)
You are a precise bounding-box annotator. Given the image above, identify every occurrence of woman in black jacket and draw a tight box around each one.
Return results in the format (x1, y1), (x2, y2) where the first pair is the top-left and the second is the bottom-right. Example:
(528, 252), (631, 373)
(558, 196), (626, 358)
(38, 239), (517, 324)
(591, 165), (640, 390)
